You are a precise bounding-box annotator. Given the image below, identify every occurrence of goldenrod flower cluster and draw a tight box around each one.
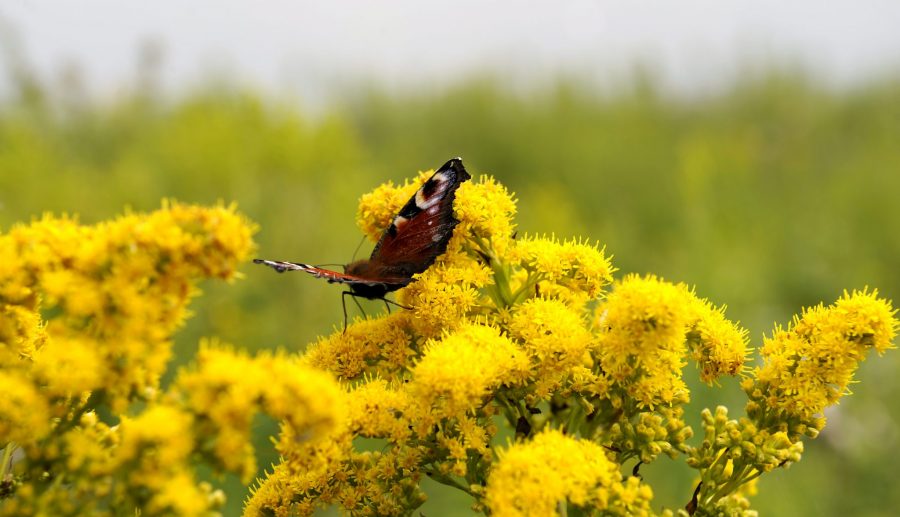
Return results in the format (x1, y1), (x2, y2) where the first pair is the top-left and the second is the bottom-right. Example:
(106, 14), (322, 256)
(247, 165), (889, 517)
(749, 289), (896, 423)
(0, 203), (344, 515)
(485, 429), (654, 516)
(4, 168), (895, 516)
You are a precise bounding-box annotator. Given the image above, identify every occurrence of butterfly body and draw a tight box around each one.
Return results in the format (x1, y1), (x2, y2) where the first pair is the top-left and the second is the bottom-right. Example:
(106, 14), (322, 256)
(254, 158), (471, 305)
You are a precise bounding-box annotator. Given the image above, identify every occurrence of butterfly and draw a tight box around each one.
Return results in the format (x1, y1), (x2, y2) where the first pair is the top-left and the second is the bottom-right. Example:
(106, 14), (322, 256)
(254, 157), (471, 329)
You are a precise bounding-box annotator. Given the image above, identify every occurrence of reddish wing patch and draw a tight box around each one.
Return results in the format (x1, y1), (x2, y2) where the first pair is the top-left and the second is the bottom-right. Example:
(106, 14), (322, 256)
(254, 157), (471, 300)
(252, 259), (410, 288)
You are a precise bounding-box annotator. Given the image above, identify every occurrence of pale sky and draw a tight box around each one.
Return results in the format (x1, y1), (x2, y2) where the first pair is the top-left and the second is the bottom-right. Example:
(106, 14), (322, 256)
(2, 0), (899, 103)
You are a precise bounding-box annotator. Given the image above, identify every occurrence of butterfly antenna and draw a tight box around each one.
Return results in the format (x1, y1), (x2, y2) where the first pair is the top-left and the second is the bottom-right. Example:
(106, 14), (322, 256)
(350, 234), (367, 262)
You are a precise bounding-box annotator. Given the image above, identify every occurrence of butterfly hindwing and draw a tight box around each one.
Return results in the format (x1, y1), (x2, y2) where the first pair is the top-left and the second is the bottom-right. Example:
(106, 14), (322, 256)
(252, 259), (407, 289)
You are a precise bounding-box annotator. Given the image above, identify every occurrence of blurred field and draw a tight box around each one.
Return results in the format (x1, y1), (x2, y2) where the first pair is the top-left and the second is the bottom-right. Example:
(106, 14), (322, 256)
(2, 67), (899, 515)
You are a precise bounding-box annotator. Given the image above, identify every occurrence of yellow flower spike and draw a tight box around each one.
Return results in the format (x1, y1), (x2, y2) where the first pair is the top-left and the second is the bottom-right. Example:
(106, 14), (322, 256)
(0, 302), (46, 361)
(507, 298), (593, 398)
(115, 404), (194, 469)
(32, 336), (104, 396)
(410, 323), (529, 427)
(0, 201), (256, 414)
(595, 274), (695, 408)
(347, 378), (411, 442)
(175, 342), (345, 482)
(399, 260), (490, 338)
(0, 370), (51, 446)
(752, 290), (898, 420)
(686, 298), (750, 383)
(303, 312), (415, 380)
(485, 429), (654, 516)
(453, 175), (518, 254)
(62, 412), (116, 477)
(510, 235), (614, 304)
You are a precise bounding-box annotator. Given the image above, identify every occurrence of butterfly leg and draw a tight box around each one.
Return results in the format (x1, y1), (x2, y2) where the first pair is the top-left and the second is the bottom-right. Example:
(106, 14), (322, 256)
(383, 298), (413, 311)
(352, 295), (367, 318)
(341, 291), (351, 333)
(383, 299), (391, 314)
(341, 291), (370, 333)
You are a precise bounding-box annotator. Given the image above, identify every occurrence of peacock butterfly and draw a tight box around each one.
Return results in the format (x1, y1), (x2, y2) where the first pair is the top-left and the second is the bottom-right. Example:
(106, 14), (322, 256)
(254, 157), (471, 328)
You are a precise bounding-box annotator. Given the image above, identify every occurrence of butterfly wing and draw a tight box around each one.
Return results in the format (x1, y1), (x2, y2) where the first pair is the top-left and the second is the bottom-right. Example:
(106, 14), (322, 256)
(253, 259), (408, 288)
(254, 158), (471, 299)
(367, 158), (471, 278)
(254, 259), (413, 301)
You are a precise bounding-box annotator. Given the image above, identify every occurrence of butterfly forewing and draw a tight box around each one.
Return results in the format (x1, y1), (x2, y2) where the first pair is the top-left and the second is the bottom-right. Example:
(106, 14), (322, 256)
(368, 158), (471, 277)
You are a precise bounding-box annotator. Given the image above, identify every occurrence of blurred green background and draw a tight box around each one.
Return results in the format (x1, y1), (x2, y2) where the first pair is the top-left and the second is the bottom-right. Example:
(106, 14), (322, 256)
(2, 57), (899, 515)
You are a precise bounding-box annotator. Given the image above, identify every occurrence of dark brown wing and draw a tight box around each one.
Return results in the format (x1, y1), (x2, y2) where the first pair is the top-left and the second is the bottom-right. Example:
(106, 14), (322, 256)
(368, 158), (471, 277)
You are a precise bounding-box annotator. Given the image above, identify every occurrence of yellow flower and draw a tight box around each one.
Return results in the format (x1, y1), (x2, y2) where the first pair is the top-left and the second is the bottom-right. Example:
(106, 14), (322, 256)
(115, 404), (194, 471)
(149, 470), (215, 517)
(244, 463), (298, 516)
(686, 297), (750, 383)
(595, 275), (748, 408)
(303, 312), (415, 380)
(595, 274), (694, 408)
(175, 342), (345, 482)
(410, 323), (529, 428)
(752, 289), (898, 419)
(1, 201), (256, 414)
(485, 429), (654, 516)
(347, 378), (411, 442)
(511, 235), (614, 301)
(33, 336), (103, 396)
(399, 258), (491, 338)
(507, 298), (593, 398)
(454, 175), (517, 254)
(63, 412), (117, 477)
(0, 370), (51, 445)
(0, 236), (34, 303)
(0, 303), (46, 361)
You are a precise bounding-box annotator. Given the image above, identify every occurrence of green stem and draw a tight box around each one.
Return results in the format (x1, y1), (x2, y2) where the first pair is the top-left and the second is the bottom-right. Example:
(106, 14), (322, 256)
(565, 399), (583, 434)
(492, 261), (515, 307)
(1, 442), (16, 480)
(471, 234), (516, 307)
(701, 455), (754, 509)
(495, 396), (519, 430)
(509, 271), (544, 305)
(697, 449), (729, 503)
(424, 468), (476, 497)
